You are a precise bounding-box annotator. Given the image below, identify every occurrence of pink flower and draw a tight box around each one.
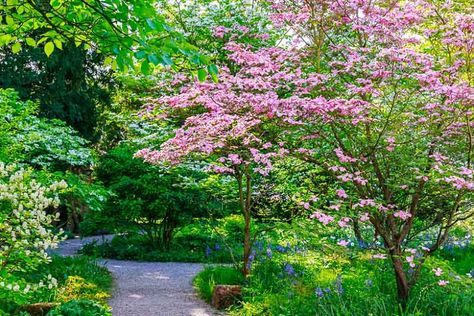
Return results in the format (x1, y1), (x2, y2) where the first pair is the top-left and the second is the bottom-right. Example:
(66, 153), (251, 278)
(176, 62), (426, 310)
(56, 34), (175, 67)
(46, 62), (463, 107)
(337, 240), (350, 247)
(393, 210), (412, 221)
(310, 212), (334, 225)
(338, 217), (351, 228)
(359, 213), (370, 222)
(406, 255), (415, 268)
(386, 137), (396, 152)
(432, 268), (443, 277)
(438, 280), (449, 286)
(213, 26), (228, 38)
(336, 189), (348, 199)
(334, 148), (357, 163)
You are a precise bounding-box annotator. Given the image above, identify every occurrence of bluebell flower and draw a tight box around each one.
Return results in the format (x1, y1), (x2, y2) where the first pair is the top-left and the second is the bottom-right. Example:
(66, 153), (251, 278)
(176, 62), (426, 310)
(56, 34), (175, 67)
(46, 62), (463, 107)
(315, 287), (324, 298)
(214, 244), (221, 251)
(205, 246), (212, 257)
(266, 247), (273, 259)
(284, 263), (296, 277)
(275, 245), (286, 253)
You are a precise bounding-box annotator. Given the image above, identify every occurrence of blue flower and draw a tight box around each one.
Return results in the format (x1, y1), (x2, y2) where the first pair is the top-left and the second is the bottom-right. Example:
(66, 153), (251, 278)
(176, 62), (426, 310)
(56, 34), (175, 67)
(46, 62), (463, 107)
(275, 245), (286, 253)
(334, 275), (344, 295)
(284, 263), (296, 277)
(205, 246), (212, 257)
(266, 247), (273, 259)
(315, 287), (324, 298)
(214, 244), (221, 251)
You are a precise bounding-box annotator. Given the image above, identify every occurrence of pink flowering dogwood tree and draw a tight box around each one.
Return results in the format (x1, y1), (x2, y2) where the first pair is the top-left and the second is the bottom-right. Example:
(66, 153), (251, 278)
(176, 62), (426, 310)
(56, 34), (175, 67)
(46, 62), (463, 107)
(269, 0), (474, 303)
(136, 41), (323, 276)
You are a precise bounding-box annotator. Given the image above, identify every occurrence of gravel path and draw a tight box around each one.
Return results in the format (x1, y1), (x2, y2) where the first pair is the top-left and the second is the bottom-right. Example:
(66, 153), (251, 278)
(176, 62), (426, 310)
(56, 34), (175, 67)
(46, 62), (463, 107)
(56, 236), (222, 316)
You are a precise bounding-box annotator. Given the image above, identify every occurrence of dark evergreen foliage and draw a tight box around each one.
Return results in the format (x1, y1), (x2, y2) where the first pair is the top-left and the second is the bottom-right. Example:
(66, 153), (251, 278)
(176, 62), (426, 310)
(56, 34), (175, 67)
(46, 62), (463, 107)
(0, 42), (113, 140)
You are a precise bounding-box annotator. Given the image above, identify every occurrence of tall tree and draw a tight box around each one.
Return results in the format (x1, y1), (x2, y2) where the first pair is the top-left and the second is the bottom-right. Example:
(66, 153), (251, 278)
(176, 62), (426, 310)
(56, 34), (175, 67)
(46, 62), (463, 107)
(0, 42), (111, 139)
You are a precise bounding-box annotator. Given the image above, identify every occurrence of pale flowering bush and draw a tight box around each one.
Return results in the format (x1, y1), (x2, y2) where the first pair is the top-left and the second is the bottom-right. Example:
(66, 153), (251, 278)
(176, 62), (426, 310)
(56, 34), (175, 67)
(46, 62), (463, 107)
(0, 163), (67, 305)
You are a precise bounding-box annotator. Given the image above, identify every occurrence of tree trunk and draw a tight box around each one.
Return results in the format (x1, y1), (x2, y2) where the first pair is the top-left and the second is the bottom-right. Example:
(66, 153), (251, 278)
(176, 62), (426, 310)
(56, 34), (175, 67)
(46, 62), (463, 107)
(391, 256), (410, 307)
(242, 208), (251, 277)
(236, 168), (252, 277)
(352, 218), (365, 247)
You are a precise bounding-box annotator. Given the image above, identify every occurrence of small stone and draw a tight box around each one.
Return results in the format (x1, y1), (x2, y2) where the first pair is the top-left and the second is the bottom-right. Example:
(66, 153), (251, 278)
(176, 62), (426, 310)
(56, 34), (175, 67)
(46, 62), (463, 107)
(19, 302), (59, 316)
(211, 284), (242, 309)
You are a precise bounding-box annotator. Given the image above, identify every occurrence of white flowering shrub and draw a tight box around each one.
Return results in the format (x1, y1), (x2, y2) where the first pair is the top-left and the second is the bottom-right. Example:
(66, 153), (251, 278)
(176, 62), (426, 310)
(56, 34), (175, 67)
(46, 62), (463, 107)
(0, 163), (67, 305)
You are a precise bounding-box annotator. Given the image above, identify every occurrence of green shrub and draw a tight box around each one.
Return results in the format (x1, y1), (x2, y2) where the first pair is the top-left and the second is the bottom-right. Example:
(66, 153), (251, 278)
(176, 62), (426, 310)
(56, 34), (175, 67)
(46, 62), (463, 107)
(95, 143), (213, 249)
(46, 299), (111, 316)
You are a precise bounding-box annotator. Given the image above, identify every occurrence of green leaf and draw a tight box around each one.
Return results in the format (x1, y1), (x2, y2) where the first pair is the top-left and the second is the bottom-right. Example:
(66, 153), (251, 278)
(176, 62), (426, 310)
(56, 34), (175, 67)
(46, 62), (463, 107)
(44, 42), (55, 57)
(146, 18), (157, 30)
(103, 56), (113, 66)
(5, 15), (14, 26)
(25, 38), (36, 47)
(11, 42), (21, 54)
(0, 34), (13, 45)
(161, 54), (173, 66)
(141, 60), (151, 75)
(53, 39), (63, 50)
(197, 69), (207, 82)
(207, 64), (219, 83)
(135, 50), (146, 59)
(36, 37), (48, 45)
(147, 54), (159, 65)
(50, 0), (61, 9)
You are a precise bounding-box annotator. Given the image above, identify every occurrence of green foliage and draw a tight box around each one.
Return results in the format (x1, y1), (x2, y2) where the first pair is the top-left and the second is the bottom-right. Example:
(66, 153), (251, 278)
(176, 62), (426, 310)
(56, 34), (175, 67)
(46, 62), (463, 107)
(0, 0), (205, 73)
(224, 250), (474, 316)
(47, 299), (111, 316)
(60, 172), (110, 235)
(194, 266), (244, 303)
(0, 255), (112, 315)
(95, 143), (212, 249)
(0, 44), (112, 139)
(0, 89), (94, 168)
(40, 256), (112, 298)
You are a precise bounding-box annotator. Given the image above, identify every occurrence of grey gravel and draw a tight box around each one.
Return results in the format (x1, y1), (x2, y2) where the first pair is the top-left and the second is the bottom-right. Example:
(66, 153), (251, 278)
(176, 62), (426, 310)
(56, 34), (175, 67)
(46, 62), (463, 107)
(56, 236), (224, 316)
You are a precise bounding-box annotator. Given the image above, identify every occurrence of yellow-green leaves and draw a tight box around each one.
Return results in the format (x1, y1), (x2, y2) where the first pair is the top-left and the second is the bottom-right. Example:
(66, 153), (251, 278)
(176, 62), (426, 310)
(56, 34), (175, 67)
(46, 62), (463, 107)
(197, 68), (207, 82)
(44, 42), (55, 57)
(207, 64), (219, 83)
(53, 39), (63, 50)
(25, 38), (36, 47)
(11, 42), (21, 54)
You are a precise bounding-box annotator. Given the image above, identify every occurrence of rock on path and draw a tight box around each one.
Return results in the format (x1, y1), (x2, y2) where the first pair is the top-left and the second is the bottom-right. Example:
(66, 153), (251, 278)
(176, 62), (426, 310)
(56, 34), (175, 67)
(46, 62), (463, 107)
(56, 236), (223, 316)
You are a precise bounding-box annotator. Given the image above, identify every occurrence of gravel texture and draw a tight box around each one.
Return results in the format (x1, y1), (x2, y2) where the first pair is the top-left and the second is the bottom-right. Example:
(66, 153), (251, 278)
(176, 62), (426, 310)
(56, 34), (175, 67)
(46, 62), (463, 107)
(56, 236), (223, 316)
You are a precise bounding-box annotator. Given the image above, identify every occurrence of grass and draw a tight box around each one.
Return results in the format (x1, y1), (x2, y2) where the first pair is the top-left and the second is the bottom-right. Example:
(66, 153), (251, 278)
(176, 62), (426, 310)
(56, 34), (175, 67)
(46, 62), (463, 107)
(193, 246), (474, 316)
(193, 266), (244, 303)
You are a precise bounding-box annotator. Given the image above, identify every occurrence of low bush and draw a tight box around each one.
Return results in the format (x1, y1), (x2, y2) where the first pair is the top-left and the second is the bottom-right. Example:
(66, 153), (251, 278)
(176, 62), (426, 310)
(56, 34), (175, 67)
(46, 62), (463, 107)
(0, 256), (112, 315)
(47, 299), (111, 316)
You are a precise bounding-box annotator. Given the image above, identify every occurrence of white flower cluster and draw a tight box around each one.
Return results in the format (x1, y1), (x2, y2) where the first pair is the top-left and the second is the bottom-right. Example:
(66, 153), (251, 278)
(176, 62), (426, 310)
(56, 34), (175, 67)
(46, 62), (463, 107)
(0, 163), (67, 299)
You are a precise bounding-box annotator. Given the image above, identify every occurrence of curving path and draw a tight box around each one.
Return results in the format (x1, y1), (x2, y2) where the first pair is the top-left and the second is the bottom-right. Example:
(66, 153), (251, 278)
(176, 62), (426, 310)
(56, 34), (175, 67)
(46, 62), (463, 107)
(56, 236), (223, 316)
